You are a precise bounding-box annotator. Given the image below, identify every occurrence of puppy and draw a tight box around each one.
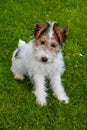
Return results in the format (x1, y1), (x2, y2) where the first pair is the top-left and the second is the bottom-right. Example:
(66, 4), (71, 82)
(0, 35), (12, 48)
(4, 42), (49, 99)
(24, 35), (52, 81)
(11, 22), (69, 106)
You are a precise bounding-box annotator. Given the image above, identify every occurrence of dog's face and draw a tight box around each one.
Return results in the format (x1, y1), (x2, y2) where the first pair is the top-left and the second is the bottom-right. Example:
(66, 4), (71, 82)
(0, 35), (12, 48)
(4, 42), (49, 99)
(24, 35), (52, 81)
(33, 22), (68, 63)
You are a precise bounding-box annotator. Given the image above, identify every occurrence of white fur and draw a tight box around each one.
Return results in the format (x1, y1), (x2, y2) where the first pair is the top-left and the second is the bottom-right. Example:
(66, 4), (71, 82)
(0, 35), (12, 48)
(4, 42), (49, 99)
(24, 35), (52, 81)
(11, 38), (69, 106)
(11, 22), (69, 106)
(48, 21), (55, 39)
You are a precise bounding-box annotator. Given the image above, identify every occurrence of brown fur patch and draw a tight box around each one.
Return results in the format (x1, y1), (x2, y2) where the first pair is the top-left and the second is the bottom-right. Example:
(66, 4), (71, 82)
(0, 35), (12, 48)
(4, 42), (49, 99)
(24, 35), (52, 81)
(34, 23), (49, 38)
(35, 35), (48, 46)
(54, 26), (68, 43)
(34, 34), (60, 53)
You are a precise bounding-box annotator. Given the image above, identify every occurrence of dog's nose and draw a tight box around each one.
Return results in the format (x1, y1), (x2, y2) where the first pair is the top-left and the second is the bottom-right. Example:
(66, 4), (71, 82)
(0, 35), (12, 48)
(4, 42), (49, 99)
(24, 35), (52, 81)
(41, 57), (48, 62)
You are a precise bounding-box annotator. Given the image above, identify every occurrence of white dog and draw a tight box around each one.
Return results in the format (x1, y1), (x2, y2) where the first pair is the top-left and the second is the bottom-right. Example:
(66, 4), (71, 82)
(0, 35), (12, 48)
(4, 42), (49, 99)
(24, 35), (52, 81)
(11, 21), (69, 106)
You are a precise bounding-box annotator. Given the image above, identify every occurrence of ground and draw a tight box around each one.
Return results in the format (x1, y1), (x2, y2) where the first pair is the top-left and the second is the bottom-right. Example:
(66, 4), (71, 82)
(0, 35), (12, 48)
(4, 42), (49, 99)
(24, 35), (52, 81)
(0, 0), (87, 129)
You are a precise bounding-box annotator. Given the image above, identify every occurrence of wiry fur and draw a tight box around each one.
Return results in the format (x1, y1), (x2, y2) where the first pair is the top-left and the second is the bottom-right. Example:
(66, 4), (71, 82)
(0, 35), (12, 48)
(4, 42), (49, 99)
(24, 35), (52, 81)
(11, 22), (69, 106)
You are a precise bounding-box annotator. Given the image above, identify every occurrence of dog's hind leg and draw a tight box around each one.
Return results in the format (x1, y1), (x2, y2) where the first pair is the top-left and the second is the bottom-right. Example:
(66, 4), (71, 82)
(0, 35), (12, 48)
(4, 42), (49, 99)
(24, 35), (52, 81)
(11, 45), (26, 81)
(11, 62), (25, 81)
(11, 56), (25, 81)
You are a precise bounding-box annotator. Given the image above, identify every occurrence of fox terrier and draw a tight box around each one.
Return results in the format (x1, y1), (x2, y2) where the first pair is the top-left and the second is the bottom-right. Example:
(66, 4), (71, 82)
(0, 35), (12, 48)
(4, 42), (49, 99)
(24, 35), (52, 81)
(11, 21), (69, 106)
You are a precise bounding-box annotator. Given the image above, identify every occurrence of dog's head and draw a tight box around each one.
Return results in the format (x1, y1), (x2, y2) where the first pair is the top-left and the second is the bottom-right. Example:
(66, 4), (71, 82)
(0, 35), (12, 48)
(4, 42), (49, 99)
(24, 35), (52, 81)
(33, 21), (68, 63)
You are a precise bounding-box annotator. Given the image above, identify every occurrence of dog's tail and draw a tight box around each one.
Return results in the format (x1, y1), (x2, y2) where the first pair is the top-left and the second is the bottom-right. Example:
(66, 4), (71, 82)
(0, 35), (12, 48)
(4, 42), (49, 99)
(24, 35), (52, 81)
(18, 39), (26, 49)
(11, 39), (26, 61)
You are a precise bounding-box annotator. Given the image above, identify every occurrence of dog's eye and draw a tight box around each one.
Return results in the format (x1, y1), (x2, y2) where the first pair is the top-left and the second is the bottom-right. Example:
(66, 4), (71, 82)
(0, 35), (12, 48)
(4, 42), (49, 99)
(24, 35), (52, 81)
(41, 41), (45, 45)
(51, 43), (57, 48)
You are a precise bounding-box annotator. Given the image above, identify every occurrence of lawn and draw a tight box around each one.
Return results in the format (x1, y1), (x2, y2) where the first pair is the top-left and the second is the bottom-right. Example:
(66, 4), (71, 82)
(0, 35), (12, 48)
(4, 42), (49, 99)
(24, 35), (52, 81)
(0, 0), (87, 129)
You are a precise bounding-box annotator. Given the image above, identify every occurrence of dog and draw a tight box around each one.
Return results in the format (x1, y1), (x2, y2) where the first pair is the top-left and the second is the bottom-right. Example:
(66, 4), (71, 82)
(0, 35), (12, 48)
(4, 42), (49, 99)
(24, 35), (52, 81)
(11, 21), (69, 106)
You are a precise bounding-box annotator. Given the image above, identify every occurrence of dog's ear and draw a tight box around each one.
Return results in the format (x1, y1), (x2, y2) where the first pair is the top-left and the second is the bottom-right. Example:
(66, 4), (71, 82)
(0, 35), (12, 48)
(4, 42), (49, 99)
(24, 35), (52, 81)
(54, 24), (69, 43)
(34, 23), (48, 38)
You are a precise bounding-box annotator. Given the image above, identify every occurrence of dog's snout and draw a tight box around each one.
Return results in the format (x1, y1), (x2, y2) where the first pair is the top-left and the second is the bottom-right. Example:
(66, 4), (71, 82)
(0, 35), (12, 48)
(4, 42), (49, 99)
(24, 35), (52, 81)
(42, 57), (48, 62)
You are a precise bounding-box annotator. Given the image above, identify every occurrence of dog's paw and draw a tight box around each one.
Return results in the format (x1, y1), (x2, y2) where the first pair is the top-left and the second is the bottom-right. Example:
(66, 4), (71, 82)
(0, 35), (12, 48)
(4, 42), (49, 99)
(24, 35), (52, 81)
(58, 94), (70, 104)
(33, 90), (47, 106)
(36, 98), (47, 106)
(14, 75), (24, 81)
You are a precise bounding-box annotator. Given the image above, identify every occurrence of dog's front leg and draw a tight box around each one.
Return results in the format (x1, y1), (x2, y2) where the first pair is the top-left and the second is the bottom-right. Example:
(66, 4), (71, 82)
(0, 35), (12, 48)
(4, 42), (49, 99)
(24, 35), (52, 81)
(33, 74), (47, 106)
(50, 74), (69, 103)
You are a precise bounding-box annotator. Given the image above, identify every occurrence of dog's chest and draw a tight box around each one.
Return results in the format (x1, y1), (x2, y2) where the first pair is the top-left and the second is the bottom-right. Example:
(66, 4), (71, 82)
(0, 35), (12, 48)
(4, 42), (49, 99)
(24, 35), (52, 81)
(26, 59), (61, 78)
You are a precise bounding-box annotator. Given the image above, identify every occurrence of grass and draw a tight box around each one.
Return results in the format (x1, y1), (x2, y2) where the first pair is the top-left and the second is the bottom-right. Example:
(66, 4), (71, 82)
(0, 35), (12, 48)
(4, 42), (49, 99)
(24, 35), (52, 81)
(0, 0), (87, 129)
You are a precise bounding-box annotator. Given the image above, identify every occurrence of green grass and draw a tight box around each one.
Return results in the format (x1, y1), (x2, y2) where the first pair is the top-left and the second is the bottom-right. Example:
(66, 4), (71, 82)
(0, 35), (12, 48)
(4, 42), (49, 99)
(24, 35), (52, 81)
(0, 0), (87, 129)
